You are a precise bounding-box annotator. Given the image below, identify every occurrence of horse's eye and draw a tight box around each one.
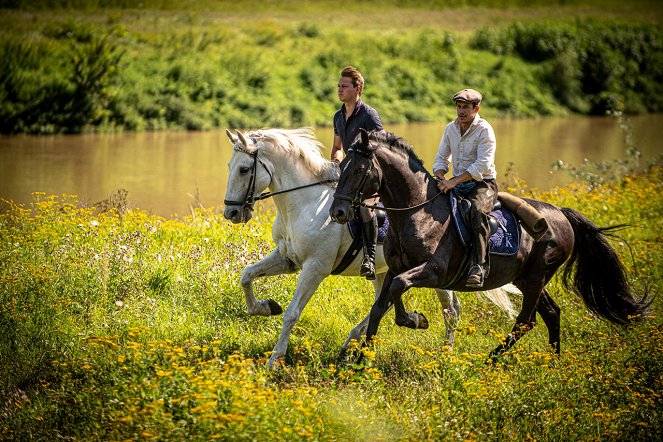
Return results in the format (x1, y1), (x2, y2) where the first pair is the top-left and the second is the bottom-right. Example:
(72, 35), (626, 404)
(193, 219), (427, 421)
(239, 165), (250, 174)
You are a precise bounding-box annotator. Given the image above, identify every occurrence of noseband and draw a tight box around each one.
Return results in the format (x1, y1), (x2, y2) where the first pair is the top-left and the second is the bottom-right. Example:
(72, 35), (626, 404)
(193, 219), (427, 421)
(223, 142), (273, 213)
(333, 146), (381, 209)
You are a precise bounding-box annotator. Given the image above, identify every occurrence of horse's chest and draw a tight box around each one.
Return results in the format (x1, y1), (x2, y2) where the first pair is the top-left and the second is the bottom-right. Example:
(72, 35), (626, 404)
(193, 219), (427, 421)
(276, 237), (303, 268)
(274, 220), (322, 268)
(386, 232), (430, 269)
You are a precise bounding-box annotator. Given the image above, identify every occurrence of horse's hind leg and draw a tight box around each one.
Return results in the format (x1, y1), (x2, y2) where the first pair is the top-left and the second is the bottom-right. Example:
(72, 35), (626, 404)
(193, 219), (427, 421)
(240, 249), (296, 316)
(436, 289), (460, 347)
(489, 279), (542, 361)
(537, 289), (561, 353)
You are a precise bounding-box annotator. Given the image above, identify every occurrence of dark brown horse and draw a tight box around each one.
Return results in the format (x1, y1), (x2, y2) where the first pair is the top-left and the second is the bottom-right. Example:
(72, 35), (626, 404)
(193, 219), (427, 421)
(330, 129), (650, 360)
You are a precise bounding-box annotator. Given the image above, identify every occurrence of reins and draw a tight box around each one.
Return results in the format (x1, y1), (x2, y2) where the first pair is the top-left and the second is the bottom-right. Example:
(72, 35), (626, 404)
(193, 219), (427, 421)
(224, 142), (337, 211)
(360, 190), (444, 212)
(253, 180), (338, 202)
(334, 146), (444, 213)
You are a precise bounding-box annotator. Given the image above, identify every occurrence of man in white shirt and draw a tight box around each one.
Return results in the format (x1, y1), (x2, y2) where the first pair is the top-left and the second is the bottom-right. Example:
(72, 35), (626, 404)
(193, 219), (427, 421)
(433, 88), (498, 288)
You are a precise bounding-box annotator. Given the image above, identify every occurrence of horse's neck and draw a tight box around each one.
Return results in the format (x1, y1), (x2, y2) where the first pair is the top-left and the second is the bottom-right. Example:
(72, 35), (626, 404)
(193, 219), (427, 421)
(377, 150), (450, 220)
(269, 159), (328, 219)
(376, 152), (431, 205)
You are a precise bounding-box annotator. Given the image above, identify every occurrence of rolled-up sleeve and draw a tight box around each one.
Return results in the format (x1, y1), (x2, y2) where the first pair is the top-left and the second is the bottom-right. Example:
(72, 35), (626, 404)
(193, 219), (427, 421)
(432, 129), (451, 174)
(465, 125), (496, 181)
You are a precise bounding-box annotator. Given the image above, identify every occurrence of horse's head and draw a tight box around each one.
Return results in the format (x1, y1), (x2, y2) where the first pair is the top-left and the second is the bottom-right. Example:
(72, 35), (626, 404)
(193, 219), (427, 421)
(330, 129), (381, 224)
(223, 129), (273, 223)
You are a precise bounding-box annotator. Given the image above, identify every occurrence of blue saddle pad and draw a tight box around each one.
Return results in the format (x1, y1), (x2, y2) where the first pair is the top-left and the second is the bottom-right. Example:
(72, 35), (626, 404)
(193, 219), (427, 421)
(449, 191), (520, 256)
(347, 207), (389, 244)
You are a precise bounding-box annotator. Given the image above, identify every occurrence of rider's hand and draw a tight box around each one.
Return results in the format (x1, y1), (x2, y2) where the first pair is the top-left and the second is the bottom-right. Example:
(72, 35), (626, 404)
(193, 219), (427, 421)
(436, 178), (455, 193)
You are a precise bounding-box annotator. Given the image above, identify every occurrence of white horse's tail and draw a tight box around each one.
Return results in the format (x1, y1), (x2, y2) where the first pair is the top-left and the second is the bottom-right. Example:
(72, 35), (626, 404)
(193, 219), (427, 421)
(478, 283), (521, 320)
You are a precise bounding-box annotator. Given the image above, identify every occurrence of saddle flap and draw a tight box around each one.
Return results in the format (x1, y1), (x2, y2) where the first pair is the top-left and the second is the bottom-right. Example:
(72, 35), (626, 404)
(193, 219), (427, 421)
(449, 191), (520, 256)
(347, 205), (389, 244)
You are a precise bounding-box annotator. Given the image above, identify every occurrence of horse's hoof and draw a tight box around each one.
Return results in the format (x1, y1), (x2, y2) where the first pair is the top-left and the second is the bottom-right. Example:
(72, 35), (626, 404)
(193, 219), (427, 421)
(338, 343), (362, 365)
(267, 356), (286, 370)
(410, 311), (429, 329)
(267, 299), (283, 315)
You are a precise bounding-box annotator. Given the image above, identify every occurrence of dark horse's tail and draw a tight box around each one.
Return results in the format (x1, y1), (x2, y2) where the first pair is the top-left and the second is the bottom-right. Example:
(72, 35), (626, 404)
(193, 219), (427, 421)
(560, 207), (651, 324)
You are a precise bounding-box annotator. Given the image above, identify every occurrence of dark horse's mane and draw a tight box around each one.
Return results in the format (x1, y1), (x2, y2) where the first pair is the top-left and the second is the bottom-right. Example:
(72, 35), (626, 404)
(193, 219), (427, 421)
(369, 130), (430, 176)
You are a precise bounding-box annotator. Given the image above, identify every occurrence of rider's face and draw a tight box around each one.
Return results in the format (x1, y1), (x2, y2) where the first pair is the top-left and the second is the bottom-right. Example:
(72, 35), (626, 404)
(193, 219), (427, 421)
(456, 101), (479, 125)
(338, 76), (360, 104)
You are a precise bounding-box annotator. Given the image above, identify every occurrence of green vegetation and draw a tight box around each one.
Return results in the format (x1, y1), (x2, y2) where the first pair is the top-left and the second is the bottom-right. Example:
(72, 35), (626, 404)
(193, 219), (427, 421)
(1, 2), (662, 439)
(1, 160), (661, 439)
(0, 1), (662, 133)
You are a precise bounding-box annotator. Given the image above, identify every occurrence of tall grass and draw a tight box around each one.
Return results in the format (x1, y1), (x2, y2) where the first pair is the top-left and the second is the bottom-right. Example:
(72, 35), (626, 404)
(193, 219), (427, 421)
(1, 162), (661, 439)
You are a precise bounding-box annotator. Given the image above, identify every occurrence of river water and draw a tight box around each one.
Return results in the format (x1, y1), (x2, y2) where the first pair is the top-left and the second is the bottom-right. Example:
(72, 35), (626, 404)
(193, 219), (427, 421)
(1, 114), (661, 218)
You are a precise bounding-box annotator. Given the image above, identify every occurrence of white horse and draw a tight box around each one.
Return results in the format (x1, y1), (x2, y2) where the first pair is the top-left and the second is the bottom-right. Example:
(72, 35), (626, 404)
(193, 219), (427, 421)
(222, 128), (514, 368)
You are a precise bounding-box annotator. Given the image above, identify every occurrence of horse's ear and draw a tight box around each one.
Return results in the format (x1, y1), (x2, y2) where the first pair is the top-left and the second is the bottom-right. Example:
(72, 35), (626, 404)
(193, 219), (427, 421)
(226, 128), (238, 144)
(236, 130), (250, 148)
(360, 128), (369, 148)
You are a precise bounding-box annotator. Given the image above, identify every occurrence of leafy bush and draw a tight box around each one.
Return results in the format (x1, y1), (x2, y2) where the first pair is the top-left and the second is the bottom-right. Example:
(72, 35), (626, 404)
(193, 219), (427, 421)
(471, 20), (663, 114)
(1, 11), (662, 133)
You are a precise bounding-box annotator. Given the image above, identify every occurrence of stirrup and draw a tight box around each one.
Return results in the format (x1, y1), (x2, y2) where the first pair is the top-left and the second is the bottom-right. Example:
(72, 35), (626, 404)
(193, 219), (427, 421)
(465, 265), (484, 288)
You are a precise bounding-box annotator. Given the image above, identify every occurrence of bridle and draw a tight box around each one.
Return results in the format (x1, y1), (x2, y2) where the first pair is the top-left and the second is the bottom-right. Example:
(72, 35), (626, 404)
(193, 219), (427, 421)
(224, 141), (337, 213)
(223, 142), (271, 213)
(333, 145), (444, 213)
(332, 146), (381, 210)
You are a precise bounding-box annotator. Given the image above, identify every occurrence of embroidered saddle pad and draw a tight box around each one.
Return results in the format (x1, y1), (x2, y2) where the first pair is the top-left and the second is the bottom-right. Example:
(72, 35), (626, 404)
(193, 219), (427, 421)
(449, 191), (520, 256)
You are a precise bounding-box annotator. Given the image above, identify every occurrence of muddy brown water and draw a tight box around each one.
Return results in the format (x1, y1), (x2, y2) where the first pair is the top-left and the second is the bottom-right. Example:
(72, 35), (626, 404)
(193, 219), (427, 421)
(1, 114), (661, 217)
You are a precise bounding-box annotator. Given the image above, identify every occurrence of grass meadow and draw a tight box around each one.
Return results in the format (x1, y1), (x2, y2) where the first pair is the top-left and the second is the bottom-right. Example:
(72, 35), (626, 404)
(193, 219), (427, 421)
(1, 160), (661, 439)
(1, 1), (662, 440)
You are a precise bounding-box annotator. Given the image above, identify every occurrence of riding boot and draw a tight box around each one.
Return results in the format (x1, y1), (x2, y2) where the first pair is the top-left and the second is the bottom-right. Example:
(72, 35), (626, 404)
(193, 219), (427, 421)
(467, 214), (489, 288)
(360, 217), (378, 280)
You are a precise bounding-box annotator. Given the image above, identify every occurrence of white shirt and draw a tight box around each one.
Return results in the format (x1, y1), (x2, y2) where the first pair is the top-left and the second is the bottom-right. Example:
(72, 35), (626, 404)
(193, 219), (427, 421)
(432, 113), (497, 181)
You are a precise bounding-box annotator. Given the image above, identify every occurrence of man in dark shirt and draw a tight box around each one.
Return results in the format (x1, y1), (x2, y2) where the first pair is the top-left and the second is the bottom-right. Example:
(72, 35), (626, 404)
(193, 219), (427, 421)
(332, 66), (384, 279)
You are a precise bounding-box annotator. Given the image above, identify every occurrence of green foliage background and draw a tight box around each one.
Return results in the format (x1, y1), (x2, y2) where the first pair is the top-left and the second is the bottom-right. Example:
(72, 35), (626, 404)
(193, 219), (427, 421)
(0, 0), (662, 133)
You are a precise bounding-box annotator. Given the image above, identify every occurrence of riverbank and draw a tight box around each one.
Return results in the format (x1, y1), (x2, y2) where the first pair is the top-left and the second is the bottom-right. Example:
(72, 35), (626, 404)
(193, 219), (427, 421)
(1, 1), (662, 134)
(1, 167), (661, 440)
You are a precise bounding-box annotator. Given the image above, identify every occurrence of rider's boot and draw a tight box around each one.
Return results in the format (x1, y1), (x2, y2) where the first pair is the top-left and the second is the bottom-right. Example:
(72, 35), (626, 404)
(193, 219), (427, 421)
(467, 217), (489, 288)
(360, 217), (378, 280)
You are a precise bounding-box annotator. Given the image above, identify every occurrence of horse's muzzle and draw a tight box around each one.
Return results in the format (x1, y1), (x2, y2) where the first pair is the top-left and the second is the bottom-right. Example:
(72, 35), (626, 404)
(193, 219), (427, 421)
(329, 205), (350, 224)
(224, 205), (253, 224)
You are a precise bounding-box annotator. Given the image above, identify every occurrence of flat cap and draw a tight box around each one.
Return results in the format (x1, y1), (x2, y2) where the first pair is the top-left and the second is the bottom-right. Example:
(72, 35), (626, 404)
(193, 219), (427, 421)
(452, 88), (482, 105)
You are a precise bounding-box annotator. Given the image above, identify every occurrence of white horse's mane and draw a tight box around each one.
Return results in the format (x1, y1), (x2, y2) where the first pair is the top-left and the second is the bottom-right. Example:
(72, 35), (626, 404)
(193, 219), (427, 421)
(247, 128), (339, 182)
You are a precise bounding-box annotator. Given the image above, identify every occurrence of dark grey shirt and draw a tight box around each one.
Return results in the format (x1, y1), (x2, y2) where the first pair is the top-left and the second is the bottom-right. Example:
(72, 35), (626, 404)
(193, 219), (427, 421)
(333, 99), (383, 152)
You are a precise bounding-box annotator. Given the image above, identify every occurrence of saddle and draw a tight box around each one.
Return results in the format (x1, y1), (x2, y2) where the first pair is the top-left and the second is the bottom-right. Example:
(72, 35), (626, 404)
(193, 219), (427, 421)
(347, 208), (389, 244)
(449, 191), (520, 256)
(331, 205), (389, 275)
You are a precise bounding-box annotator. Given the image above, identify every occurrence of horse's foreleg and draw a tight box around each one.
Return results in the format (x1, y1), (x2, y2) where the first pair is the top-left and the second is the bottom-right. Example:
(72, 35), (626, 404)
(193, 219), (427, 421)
(343, 272), (389, 350)
(363, 270), (397, 344)
(436, 289), (460, 347)
(537, 289), (561, 353)
(268, 261), (327, 368)
(240, 249), (296, 317)
(390, 264), (437, 330)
